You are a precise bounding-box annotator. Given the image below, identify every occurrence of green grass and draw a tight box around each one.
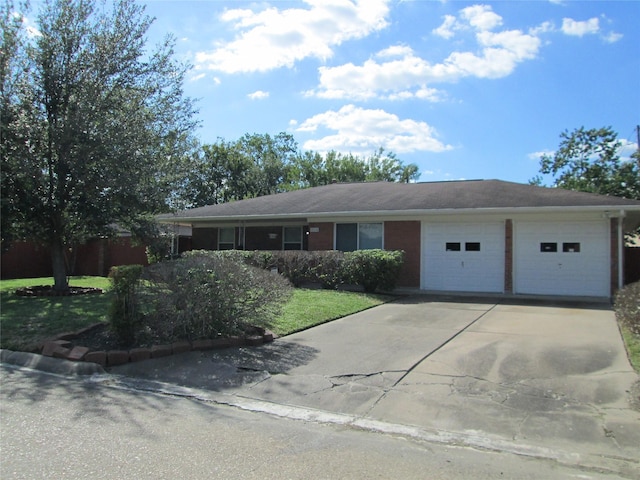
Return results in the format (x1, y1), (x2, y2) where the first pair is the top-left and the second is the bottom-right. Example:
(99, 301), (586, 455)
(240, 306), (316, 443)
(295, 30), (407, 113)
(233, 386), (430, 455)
(621, 327), (640, 372)
(272, 288), (393, 336)
(0, 276), (113, 351)
(1, 278), (394, 351)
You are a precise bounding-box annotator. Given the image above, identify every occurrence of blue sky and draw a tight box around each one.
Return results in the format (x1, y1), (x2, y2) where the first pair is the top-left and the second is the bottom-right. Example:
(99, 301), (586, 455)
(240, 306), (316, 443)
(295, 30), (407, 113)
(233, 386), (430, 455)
(53, 1), (640, 183)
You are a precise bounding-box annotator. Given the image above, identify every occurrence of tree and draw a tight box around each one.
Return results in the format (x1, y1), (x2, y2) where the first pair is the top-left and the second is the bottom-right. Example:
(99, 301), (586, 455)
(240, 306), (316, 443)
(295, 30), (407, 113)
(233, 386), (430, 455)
(532, 127), (640, 200)
(1, 0), (198, 290)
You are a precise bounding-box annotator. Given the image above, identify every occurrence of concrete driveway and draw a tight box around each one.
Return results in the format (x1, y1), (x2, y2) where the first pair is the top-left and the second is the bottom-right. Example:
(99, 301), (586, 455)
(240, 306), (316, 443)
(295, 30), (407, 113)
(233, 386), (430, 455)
(111, 296), (640, 474)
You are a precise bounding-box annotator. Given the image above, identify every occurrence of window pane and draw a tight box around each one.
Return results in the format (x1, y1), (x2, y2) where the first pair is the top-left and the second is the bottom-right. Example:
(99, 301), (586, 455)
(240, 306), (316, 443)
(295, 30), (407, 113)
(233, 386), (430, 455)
(284, 226), (302, 243)
(336, 224), (358, 252)
(359, 223), (382, 250)
(446, 242), (461, 251)
(465, 242), (481, 251)
(562, 242), (580, 253)
(540, 242), (557, 252)
(219, 227), (234, 244)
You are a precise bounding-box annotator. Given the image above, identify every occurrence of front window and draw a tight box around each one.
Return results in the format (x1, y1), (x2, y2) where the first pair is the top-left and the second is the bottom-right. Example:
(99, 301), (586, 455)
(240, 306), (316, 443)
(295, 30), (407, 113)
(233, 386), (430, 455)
(218, 227), (235, 250)
(335, 223), (383, 251)
(283, 226), (303, 250)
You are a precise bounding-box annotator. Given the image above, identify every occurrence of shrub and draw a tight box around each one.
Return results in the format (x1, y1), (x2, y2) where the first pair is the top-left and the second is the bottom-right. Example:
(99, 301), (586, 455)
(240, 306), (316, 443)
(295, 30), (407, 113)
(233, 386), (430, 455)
(143, 252), (292, 342)
(108, 265), (144, 345)
(342, 249), (405, 293)
(312, 250), (346, 289)
(615, 281), (640, 336)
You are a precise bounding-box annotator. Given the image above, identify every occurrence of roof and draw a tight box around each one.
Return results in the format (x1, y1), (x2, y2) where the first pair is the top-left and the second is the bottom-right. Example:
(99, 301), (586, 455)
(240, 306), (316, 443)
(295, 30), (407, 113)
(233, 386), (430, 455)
(159, 180), (640, 222)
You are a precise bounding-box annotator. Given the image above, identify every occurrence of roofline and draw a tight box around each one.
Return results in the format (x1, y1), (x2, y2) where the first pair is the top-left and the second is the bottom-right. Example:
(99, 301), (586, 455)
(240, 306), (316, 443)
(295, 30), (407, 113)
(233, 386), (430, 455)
(158, 204), (640, 224)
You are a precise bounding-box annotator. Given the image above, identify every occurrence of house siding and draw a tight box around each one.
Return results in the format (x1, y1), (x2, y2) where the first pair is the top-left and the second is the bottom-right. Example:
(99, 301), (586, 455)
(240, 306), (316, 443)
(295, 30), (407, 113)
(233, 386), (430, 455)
(384, 220), (421, 288)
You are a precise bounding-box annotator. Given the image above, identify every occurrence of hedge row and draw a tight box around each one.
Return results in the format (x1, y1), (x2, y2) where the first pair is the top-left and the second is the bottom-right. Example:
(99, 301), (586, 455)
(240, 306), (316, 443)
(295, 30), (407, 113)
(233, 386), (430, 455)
(182, 249), (405, 293)
(108, 255), (292, 346)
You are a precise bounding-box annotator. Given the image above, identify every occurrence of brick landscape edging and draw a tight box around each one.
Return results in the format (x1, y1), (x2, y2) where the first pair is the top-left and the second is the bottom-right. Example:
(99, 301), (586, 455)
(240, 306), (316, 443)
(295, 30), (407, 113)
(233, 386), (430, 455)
(36, 323), (276, 368)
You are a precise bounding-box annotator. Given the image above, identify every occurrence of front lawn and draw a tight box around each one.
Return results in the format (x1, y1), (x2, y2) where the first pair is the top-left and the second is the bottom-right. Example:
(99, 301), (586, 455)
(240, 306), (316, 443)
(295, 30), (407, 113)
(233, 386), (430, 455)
(0, 277), (394, 351)
(0, 276), (113, 351)
(273, 288), (392, 336)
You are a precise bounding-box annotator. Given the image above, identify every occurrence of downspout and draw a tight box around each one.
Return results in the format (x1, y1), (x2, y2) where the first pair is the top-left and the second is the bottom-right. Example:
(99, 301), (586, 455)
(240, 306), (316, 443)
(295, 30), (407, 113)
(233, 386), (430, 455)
(618, 210), (626, 290)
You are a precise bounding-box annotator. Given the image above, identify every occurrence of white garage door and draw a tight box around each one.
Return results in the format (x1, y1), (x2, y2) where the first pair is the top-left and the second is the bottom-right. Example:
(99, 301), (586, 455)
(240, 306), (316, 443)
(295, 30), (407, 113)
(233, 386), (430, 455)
(422, 223), (505, 293)
(514, 220), (609, 297)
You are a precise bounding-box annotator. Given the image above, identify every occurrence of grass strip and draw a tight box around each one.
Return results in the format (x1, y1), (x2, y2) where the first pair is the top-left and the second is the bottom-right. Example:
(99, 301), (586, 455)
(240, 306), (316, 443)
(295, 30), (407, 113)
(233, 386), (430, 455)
(272, 288), (393, 336)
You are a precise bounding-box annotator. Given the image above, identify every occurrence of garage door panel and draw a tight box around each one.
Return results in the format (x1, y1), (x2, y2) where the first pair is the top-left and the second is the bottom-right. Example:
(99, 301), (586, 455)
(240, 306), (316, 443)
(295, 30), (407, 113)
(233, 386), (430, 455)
(422, 223), (504, 293)
(514, 221), (609, 297)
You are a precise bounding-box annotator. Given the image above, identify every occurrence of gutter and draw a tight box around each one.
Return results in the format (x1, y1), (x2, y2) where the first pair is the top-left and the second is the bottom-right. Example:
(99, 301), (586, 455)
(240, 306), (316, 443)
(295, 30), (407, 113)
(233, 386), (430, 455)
(157, 204), (640, 224)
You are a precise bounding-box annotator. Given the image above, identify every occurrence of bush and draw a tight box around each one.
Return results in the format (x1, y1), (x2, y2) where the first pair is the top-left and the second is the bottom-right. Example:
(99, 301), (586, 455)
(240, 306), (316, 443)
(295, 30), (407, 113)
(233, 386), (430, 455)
(108, 265), (144, 345)
(143, 252), (292, 342)
(615, 282), (640, 336)
(342, 249), (405, 293)
(312, 250), (346, 289)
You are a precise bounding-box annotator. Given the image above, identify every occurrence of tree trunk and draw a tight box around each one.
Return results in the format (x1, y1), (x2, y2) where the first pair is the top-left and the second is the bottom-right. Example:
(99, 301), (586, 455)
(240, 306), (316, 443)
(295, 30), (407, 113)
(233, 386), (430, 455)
(51, 239), (69, 291)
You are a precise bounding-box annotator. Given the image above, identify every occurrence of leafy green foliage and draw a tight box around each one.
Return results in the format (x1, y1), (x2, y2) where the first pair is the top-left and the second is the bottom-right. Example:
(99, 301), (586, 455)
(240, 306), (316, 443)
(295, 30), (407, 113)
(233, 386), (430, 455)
(185, 134), (420, 208)
(142, 253), (292, 342)
(615, 281), (640, 336)
(108, 265), (144, 345)
(1, 0), (198, 289)
(342, 250), (405, 293)
(532, 127), (640, 200)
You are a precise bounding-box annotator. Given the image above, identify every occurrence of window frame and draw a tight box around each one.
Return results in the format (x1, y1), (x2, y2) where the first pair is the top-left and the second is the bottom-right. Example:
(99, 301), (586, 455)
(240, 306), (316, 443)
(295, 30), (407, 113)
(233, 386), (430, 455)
(283, 226), (303, 250)
(218, 227), (235, 250)
(334, 222), (383, 251)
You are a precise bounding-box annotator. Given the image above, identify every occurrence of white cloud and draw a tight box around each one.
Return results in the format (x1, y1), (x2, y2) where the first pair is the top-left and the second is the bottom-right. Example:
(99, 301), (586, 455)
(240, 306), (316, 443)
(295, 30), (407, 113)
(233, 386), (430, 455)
(247, 90), (270, 100)
(561, 17), (600, 37)
(432, 14), (457, 39)
(194, 0), (390, 73)
(460, 5), (503, 31)
(295, 105), (453, 154)
(310, 6), (541, 101)
(603, 31), (623, 44)
(189, 72), (206, 82)
(528, 150), (555, 161)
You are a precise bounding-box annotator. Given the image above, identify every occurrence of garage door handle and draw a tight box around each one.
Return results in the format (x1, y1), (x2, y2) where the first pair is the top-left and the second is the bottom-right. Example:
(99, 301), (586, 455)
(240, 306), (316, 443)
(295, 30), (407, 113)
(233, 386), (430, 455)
(461, 261), (464, 268)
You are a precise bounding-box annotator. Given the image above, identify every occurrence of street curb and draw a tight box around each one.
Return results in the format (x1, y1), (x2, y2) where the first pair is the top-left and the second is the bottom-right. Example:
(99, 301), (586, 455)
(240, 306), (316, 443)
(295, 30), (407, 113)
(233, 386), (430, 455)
(0, 349), (106, 376)
(104, 375), (639, 479)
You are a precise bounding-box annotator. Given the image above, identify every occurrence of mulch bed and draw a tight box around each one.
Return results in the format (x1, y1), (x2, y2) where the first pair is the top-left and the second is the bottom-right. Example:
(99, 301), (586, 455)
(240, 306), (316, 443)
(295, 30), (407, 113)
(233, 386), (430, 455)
(16, 285), (104, 297)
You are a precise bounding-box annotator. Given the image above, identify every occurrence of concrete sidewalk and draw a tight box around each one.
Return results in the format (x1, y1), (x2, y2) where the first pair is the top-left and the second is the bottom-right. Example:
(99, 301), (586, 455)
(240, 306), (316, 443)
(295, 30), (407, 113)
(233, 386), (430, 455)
(108, 296), (640, 475)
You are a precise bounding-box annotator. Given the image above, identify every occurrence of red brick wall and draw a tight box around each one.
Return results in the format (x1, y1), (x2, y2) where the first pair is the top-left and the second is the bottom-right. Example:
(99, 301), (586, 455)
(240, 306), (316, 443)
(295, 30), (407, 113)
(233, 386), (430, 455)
(192, 228), (218, 250)
(610, 219), (619, 296)
(308, 223), (334, 250)
(245, 226), (283, 250)
(384, 220), (421, 288)
(504, 219), (513, 294)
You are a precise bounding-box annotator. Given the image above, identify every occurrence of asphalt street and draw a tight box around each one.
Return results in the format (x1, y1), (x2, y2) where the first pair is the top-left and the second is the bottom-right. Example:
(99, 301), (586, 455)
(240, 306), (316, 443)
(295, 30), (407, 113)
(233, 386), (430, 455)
(0, 365), (630, 480)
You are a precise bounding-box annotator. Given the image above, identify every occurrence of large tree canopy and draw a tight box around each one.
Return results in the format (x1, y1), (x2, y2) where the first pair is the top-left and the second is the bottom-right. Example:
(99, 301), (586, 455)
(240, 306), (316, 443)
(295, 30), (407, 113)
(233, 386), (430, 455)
(532, 126), (639, 200)
(1, 0), (198, 289)
(185, 134), (421, 208)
